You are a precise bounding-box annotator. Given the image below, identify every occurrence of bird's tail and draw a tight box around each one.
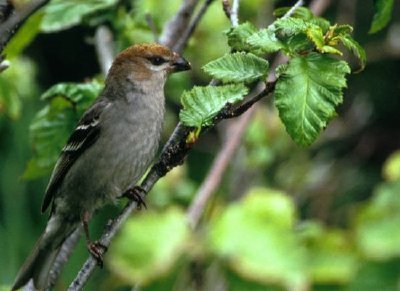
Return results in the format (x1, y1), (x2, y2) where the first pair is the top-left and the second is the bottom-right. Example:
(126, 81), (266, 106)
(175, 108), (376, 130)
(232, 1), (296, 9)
(11, 233), (60, 291)
(12, 215), (79, 291)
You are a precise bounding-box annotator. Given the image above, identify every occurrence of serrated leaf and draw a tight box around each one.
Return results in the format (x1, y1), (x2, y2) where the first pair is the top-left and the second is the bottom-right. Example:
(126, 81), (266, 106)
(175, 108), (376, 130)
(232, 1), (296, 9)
(247, 29), (284, 53)
(23, 81), (102, 179)
(306, 26), (324, 49)
(310, 17), (331, 33)
(179, 84), (249, 128)
(332, 24), (353, 36)
(226, 22), (258, 51)
(41, 0), (118, 32)
(369, 0), (394, 34)
(273, 7), (314, 20)
(274, 53), (350, 146)
(107, 208), (190, 286)
(340, 35), (367, 72)
(320, 45), (343, 55)
(202, 52), (269, 83)
(274, 17), (311, 36)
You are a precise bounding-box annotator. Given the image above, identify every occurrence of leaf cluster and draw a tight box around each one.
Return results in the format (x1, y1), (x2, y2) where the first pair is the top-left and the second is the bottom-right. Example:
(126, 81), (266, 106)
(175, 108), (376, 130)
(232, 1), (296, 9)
(179, 7), (366, 146)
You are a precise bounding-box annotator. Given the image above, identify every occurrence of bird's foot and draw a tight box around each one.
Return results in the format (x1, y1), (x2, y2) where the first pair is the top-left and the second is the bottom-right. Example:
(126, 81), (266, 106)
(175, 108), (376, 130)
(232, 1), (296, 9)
(87, 240), (108, 268)
(122, 186), (147, 209)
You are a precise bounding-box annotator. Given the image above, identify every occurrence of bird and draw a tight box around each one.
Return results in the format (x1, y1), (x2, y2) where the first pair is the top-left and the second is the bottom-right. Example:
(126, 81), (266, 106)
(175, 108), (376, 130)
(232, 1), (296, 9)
(12, 43), (191, 290)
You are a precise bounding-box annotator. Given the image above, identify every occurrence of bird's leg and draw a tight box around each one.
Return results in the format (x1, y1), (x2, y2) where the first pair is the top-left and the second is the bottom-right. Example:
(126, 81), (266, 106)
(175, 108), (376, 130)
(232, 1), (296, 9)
(81, 211), (107, 267)
(122, 186), (147, 209)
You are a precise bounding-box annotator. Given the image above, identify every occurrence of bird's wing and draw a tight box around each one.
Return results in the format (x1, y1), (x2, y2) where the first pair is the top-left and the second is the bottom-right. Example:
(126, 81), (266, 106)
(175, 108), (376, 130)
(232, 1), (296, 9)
(41, 99), (110, 213)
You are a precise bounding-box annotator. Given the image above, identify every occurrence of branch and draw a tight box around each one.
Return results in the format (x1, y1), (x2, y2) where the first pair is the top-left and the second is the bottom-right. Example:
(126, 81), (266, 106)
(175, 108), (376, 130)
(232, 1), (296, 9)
(145, 13), (159, 42)
(48, 228), (82, 290)
(221, 0), (240, 27)
(173, 0), (216, 53)
(159, 0), (202, 48)
(0, 0), (49, 54)
(94, 25), (115, 76)
(282, 0), (304, 19)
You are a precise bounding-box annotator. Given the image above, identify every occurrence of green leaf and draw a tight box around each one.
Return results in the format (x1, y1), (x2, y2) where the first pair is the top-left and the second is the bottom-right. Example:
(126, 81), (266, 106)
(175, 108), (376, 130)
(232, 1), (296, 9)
(273, 7), (330, 33)
(306, 26), (324, 49)
(226, 22), (258, 51)
(355, 181), (400, 260)
(383, 150), (400, 182)
(332, 24), (353, 36)
(274, 17), (311, 36)
(345, 261), (400, 291)
(273, 7), (314, 20)
(340, 35), (367, 72)
(369, 0), (394, 34)
(298, 222), (358, 284)
(208, 188), (307, 288)
(179, 84), (249, 128)
(274, 53), (350, 146)
(202, 52), (269, 83)
(320, 45), (343, 55)
(107, 208), (190, 286)
(0, 58), (37, 119)
(41, 0), (118, 32)
(247, 29), (284, 53)
(23, 81), (102, 179)
(4, 12), (43, 58)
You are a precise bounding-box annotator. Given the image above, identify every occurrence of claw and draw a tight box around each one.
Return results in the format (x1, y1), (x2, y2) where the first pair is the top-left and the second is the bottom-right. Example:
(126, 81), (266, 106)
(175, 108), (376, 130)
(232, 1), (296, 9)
(87, 241), (107, 267)
(122, 186), (147, 209)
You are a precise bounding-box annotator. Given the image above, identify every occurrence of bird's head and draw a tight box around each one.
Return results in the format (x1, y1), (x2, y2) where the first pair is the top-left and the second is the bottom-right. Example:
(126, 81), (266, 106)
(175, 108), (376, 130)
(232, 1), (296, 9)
(106, 43), (190, 93)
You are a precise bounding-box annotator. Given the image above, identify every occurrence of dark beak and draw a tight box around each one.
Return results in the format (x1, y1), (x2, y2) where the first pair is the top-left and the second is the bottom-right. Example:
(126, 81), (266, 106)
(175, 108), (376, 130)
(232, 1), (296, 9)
(171, 57), (191, 72)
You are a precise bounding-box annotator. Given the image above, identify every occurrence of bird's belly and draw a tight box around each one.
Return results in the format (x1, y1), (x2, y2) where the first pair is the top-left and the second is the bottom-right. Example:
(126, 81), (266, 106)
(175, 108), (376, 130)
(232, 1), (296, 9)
(57, 116), (162, 215)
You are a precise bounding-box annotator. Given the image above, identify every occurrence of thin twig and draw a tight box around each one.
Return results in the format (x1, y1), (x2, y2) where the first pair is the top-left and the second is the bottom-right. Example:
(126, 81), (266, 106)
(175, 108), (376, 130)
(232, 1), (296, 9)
(310, 0), (332, 15)
(187, 110), (253, 227)
(68, 202), (139, 290)
(222, 0), (231, 19)
(221, 0), (239, 27)
(145, 13), (159, 43)
(48, 228), (82, 290)
(159, 0), (201, 48)
(230, 0), (240, 27)
(173, 0), (216, 53)
(281, 0), (304, 19)
(94, 25), (115, 76)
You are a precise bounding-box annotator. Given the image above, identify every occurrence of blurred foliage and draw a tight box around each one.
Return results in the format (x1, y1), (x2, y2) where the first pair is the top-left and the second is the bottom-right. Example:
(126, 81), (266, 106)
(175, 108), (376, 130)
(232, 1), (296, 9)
(1, 0), (400, 290)
(23, 81), (102, 179)
(369, 0), (395, 33)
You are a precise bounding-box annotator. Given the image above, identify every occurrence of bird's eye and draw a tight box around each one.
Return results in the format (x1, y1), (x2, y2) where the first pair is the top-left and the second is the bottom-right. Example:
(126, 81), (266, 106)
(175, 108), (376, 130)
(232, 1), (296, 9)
(148, 56), (166, 66)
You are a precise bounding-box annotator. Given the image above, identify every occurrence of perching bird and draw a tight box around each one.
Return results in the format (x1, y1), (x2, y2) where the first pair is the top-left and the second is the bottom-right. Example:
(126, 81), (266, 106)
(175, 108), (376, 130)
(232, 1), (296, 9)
(12, 43), (191, 290)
